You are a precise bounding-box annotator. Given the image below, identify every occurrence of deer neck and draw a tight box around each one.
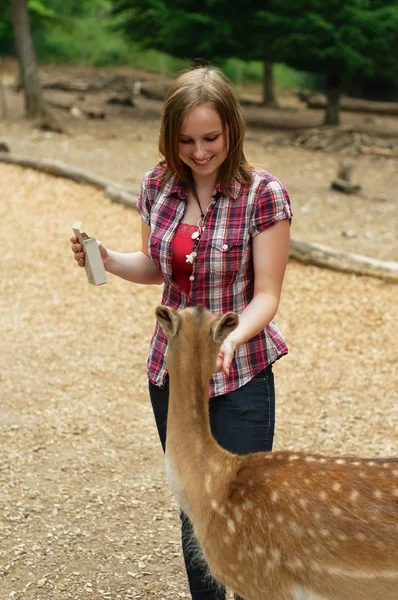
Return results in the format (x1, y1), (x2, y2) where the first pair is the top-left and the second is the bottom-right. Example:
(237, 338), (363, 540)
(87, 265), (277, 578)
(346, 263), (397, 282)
(165, 360), (226, 512)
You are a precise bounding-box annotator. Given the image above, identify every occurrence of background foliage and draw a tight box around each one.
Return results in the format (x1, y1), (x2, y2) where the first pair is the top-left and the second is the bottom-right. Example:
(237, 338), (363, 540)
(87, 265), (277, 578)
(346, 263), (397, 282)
(1, 0), (397, 99)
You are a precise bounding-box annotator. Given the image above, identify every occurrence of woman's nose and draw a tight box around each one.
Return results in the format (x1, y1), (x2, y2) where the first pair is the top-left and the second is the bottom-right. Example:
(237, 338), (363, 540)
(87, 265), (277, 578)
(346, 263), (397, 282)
(193, 143), (206, 159)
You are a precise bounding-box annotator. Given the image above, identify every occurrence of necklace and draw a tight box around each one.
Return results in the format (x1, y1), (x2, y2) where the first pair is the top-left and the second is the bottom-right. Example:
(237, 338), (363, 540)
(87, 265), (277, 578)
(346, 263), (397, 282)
(185, 187), (206, 268)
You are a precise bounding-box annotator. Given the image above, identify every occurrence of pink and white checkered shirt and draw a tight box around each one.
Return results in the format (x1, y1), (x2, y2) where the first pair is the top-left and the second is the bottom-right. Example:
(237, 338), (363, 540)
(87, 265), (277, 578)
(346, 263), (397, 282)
(136, 164), (293, 397)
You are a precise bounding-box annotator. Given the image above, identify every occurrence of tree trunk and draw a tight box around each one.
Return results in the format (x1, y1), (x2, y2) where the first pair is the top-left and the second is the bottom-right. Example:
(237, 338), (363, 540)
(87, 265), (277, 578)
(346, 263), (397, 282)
(262, 60), (278, 107)
(0, 58), (8, 118)
(324, 73), (343, 126)
(10, 0), (44, 118)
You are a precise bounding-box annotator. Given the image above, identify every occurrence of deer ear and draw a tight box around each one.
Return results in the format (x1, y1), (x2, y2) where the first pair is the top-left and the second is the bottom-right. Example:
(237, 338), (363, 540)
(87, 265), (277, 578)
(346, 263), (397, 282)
(155, 306), (181, 337)
(212, 312), (239, 344)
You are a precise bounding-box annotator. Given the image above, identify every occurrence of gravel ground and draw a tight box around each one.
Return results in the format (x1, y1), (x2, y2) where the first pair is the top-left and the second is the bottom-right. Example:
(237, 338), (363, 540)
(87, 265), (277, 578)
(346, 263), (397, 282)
(0, 64), (397, 599)
(0, 162), (396, 600)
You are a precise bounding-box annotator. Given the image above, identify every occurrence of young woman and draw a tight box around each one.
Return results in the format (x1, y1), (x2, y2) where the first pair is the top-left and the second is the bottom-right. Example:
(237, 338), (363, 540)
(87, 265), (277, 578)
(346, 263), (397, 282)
(71, 63), (292, 600)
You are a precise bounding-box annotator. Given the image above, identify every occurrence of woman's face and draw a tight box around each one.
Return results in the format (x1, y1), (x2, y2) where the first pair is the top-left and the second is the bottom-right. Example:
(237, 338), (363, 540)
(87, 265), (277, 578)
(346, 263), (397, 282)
(178, 103), (228, 184)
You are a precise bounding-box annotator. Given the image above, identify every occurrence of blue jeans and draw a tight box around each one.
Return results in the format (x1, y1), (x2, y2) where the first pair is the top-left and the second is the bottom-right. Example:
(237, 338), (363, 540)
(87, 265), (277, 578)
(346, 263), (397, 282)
(148, 365), (275, 600)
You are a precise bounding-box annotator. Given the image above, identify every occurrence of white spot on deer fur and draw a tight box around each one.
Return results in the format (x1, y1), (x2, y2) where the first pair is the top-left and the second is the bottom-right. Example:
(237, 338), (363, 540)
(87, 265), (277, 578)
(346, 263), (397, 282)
(223, 535), (231, 545)
(283, 480), (289, 486)
(392, 469), (398, 476)
(332, 507), (343, 517)
(211, 500), (219, 511)
(335, 459), (346, 465)
(368, 461), (376, 466)
(271, 491), (279, 502)
(319, 491), (328, 501)
(338, 533), (347, 541)
(271, 549), (281, 563)
(237, 550), (243, 561)
(204, 474), (212, 493)
(289, 558), (304, 570)
(356, 532), (366, 541)
(308, 528), (316, 538)
(352, 461), (361, 466)
(289, 454), (300, 461)
(299, 498), (308, 509)
(234, 506), (242, 522)
(304, 478), (311, 485)
(320, 529), (330, 537)
(276, 514), (284, 523)
(393, 489), (398, 497)
(242, 499), (253, 510)
(311, 562), (322, 573)
(305, 456), (316, 462)
(359, 471), (367, 478)
(227, 519), (236, 534)
(314, 511), (321, 521)
(255, 546), (266, 555)
(374, 490), (383, 499)
(319, 458), (327, 463)
(290, 522), (304, 536)
(350, 490), (359, 501)
(332, 482), (342, 492)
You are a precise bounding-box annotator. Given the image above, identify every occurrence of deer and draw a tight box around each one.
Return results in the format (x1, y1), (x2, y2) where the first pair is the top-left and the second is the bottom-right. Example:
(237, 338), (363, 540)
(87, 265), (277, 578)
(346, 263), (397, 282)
(155, 304), (398, 600)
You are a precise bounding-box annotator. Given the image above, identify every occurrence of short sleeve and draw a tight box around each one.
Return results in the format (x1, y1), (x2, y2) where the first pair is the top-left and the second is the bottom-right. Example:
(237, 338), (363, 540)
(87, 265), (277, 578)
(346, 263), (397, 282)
(249, 178), (292, 238)
(136, 174), (151, 225)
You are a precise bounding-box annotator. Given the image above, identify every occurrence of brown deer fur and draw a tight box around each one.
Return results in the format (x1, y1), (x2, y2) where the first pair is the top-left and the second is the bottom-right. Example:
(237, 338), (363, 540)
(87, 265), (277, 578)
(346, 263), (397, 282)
(155, 305), (398, 600)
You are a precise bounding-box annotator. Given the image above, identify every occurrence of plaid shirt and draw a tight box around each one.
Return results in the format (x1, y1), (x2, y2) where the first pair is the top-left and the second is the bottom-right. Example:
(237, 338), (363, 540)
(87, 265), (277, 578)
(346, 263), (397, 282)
(136, 164), (292, 397)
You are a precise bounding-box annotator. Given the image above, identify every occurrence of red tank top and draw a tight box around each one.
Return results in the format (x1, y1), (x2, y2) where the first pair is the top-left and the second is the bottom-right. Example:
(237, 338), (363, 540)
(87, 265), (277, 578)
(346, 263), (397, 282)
(171, 222), (198, 295)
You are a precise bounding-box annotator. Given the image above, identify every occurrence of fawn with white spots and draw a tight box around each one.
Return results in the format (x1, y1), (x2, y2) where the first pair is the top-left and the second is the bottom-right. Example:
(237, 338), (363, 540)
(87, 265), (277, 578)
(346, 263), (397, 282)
(155, 305), (398, 600)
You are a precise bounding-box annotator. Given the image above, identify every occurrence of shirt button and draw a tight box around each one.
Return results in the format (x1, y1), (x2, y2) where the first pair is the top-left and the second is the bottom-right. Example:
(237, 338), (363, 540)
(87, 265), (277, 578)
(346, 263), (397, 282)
(222, 244), (228, 250)
(189, 275), (195, 281)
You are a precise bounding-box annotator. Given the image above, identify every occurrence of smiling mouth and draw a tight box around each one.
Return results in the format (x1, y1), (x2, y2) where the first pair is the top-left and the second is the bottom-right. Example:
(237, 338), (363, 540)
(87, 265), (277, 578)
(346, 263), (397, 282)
(191, 156), (213, 166)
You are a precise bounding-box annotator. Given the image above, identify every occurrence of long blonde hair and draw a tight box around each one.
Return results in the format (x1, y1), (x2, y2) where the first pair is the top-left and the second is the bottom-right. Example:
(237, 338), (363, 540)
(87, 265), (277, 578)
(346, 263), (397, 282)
(159, 66), (252, 193)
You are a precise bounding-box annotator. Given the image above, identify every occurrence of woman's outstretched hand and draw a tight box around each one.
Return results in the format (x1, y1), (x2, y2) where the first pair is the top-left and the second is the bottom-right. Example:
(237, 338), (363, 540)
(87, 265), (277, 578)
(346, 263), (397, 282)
(216, 336), (238, 376)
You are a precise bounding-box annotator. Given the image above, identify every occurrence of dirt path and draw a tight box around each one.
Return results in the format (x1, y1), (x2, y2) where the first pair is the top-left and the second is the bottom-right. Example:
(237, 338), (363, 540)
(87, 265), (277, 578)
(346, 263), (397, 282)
(0, 162), (396, 600)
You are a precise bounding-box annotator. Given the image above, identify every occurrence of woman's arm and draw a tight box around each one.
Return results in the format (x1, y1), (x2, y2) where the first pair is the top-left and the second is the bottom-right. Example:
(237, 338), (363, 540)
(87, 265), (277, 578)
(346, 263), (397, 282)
(104, 220), (164, 285)
(216, 218), (290, 374)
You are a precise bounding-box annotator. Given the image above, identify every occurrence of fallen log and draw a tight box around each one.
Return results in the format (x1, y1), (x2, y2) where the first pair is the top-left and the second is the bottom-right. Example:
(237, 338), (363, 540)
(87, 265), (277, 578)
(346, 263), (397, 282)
(290, 239), (398, 282)
(0, 153), (139, 200)
(105, 186), (138, 208)
(40, 73), (133, 93)
(305, 94), (398, 116)
(46, 98), (105, 119)
(1, 153), (396, 282)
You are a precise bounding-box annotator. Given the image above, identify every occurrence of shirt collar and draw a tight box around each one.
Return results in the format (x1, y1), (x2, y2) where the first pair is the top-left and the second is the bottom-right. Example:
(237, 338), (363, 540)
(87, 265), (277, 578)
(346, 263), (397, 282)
(167, 175), (242, 201)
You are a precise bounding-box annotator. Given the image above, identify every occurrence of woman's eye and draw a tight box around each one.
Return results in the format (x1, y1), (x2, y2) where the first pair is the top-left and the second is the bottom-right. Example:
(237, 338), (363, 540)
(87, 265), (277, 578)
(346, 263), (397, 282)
(179, 135), (219, 144)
